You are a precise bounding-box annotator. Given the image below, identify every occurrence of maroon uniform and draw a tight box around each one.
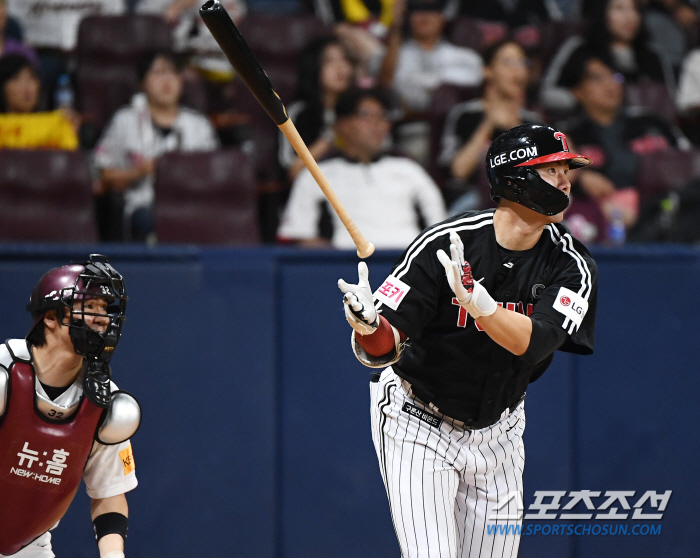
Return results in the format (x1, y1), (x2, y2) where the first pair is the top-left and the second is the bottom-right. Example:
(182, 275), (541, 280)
(0, 343), (103, 556)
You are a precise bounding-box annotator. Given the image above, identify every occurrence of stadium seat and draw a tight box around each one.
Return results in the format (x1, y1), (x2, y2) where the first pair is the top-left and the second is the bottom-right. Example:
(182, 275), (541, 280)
(427, 84), (481, 184)
(237, 14), (329, 104)
(635, 148), (700, 197)
(0, 150), (97, 242)
(76, 64), (139, 134)
(154, 149), (259, 244)
(538, 19), (587, 69)
(76, 15), (173, 134)
(238, 13), (329, 66)
(624, 80), (677, 124)
(77, 15), (173, 65)
(447, 18), (508, 54)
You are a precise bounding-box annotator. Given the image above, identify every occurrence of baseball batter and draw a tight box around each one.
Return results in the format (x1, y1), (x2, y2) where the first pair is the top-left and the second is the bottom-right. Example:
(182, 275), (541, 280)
(0, 255), (140, 558)
(338, 124), (598, 557)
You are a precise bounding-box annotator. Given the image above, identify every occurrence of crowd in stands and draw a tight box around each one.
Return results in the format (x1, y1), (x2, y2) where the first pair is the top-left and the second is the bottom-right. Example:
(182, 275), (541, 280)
(1, 0), (700, 246)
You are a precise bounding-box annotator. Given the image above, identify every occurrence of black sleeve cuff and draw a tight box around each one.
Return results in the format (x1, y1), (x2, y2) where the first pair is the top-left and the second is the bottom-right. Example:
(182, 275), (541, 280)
(521, 318), (568, 365)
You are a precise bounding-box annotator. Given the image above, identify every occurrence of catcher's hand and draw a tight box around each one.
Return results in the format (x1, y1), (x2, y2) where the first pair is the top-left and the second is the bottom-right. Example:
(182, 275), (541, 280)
(436, 231), (497, 319)
(338, 262), (379, 336)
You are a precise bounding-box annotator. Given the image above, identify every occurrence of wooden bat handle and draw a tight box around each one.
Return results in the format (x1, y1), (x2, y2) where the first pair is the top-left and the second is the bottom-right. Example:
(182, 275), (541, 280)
(279, 120), (375, 259)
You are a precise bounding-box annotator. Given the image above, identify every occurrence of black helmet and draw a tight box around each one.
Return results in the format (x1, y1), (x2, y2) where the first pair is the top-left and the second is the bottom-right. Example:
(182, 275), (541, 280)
(26, 254), (127, 361)
(486, 124), (591, 216)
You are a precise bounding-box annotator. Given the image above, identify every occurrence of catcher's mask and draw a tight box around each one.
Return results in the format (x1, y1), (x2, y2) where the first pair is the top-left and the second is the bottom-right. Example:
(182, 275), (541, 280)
(486, 123), (591, 216)
(26, 254), (127, 361)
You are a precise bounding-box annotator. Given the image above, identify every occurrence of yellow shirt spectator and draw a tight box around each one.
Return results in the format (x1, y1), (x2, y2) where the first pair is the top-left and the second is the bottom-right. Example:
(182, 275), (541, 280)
(0, 110), (78, 150)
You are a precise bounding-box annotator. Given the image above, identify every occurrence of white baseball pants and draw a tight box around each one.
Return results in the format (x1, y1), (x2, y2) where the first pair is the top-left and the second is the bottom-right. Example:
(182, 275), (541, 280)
(0, 533), (53, 558)
(370, 367), (525, 558)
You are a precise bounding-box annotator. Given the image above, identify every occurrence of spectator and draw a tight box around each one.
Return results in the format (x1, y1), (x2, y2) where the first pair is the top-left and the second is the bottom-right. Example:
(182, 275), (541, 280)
(278, 87), (446, 249)
(136, 0), (247, 81)
(6, 0), (125, 51)
(0, 0), (38, 65)
(379, 0), (482, 113)
(676, 47), (700, 144)
(561, 53), (689, 241)
(310, 0), (447, 80)
(135, 0), (204, 23)
(644, 0), (700, 74)
(279, 36), (356, 182)
(540, 0), (674, 114)
(7, 0), (127, 107)
(0, 54), (78, 149)
(460, 0), (563, 29)
(378, 0), (482, 165)
(94, 51), (218, 243)
(439, 40), (540, 211)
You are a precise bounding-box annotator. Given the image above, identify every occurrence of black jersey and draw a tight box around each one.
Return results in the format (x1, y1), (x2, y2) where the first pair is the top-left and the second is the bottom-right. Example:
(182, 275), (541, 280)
(374, 209), (598, 427)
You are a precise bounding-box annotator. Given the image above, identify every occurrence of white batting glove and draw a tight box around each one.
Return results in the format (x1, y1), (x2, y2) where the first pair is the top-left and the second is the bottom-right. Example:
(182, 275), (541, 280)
(436, 231), (498, 319)
(338, 262), (380, 336)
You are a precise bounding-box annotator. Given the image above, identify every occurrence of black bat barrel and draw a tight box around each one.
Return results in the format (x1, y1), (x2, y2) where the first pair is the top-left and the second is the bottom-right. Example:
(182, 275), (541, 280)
(199, 0), (289, 126)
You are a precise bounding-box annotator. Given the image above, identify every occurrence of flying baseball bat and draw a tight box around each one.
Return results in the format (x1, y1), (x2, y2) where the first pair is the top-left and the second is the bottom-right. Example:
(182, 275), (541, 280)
(199, 0), (375, 259)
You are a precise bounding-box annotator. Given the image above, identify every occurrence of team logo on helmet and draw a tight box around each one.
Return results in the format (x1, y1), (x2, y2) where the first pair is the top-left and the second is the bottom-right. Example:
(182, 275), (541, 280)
(553, 131), (569, 152)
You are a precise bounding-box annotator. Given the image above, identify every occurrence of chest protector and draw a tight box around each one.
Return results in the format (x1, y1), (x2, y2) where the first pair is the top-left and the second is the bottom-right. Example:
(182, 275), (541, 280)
(0, 341), (103, 556)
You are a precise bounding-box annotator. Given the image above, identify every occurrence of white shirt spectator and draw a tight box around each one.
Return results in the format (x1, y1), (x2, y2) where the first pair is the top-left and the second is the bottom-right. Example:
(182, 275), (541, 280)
(393, 39), (482, 111)
(94, 93), (219, 222)
(137, 0), (247, 76)
(278, 154), (446, 249)
(676, 48), (700, 113)
(7, 0), (126, 51)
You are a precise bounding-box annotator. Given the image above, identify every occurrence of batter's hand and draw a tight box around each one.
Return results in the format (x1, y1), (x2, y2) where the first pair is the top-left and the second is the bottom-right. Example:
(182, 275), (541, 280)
(338, 262), (380, 335)
(436, 231), (498, 319)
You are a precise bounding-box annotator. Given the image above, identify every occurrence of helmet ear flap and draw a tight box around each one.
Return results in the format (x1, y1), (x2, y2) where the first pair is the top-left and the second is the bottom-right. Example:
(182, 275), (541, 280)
(503, 168), (530, 195)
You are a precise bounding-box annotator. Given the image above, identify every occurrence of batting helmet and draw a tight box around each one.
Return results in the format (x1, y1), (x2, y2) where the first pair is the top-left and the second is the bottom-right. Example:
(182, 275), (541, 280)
(26, 254), (127, 361)
(486, 124), (591, 216)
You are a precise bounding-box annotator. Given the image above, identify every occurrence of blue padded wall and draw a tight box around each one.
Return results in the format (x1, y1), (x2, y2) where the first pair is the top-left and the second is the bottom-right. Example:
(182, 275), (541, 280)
(0, 245), (697, 558)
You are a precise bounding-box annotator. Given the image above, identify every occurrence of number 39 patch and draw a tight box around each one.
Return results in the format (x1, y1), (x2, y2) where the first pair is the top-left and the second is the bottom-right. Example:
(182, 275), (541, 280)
(552, 287), (588, 329)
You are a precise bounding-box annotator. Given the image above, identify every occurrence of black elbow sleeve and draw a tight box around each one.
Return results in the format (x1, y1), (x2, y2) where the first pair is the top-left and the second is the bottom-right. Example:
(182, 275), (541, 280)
(521, 319), (568, 365)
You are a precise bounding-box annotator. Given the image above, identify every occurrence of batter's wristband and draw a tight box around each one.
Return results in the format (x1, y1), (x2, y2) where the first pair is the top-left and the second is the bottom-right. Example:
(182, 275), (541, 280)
(93, 512), (128, 542)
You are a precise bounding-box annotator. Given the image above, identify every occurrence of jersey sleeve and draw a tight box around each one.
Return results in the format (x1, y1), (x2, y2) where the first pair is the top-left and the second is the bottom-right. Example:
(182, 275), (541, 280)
(373, 232), (445, 338)
(83, 377), (138, 499)
(83, 439), (137, 500)
(530, 239), (598, 355)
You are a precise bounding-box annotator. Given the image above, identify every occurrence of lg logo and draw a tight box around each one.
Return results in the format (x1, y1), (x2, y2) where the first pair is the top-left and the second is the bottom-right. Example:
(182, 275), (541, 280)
(561, 295), (584, 315)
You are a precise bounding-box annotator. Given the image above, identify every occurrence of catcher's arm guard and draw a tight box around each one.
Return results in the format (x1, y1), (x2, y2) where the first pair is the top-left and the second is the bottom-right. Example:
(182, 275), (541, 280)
(351, 323), (406, 369)
(0, 366), (7, 418)
(96, 391), (142, 445)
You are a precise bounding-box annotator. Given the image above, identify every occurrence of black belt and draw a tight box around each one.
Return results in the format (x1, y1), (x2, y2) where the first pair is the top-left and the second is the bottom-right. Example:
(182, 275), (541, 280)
(371, 371), (525, 429)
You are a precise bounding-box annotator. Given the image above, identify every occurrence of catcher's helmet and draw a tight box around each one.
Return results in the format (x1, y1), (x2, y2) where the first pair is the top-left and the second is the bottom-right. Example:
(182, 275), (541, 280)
(486, 124), (591, 216)
(26, 254), (127, 361)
